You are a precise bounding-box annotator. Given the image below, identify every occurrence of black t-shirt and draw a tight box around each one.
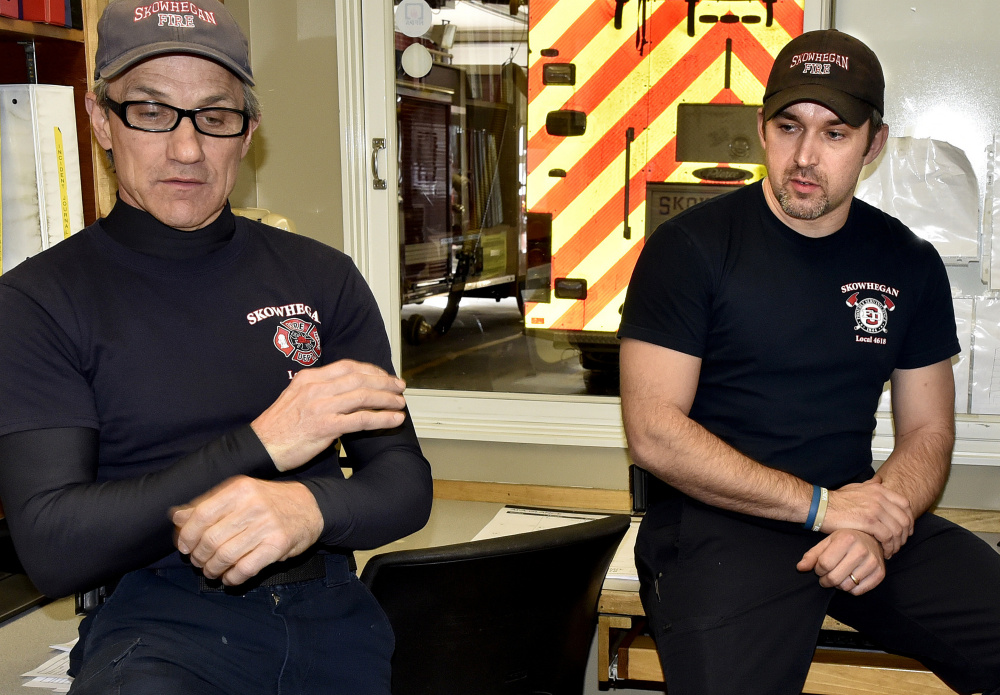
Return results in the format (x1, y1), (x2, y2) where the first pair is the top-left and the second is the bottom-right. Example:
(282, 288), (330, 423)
(0, 202), (432, 596)
(619, 181), (959, 488)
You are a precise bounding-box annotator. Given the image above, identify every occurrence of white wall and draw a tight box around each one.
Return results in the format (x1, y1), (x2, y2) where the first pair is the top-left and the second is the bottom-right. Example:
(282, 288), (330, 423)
(227, 0), (345, 251)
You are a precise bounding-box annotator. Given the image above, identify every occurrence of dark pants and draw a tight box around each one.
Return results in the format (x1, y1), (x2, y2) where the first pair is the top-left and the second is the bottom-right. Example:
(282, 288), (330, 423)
(636, 495), (1000, 695)
(68, 554), (394, 695)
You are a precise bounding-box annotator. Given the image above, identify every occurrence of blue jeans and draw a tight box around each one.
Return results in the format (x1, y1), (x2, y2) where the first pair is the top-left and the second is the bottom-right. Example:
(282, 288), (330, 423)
(68, 555), (393, 695)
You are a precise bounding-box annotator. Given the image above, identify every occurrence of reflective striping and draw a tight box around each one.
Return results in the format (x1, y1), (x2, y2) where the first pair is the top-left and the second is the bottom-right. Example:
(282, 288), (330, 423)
(525, 295), (581, 327)
(725, 21), (790, 85)
(549, 298), (585, 332)
(530, 5), (797, 180)
(528, 4), (686, 186)
(549, 60), (766, 308)
(526, 0), (804, 333)
(527, 0), (603, 70)
(566, 205), (643, 291)
(553, 242), (643, 330)
(527, 19), (643, 144)
(547, 142), (680, 331)
(528, 4), (619, 103)
(551, 172), (649, 281)
(772, 1), (806, 37)
(527, 3), (685, 145)
(585, 286), (631, 333)
(533, 21), (744, 222)
(527, 0), (557, 32)
(527, 61), (648, 208)
(547, 128), (648, 257)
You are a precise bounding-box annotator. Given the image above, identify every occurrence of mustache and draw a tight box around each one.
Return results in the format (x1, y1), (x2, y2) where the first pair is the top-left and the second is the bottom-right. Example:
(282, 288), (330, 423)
(785, 167), (823, 185)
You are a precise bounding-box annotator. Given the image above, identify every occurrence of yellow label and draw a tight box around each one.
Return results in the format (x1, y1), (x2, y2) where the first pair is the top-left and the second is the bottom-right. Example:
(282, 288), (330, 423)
(55, 127), (71, 239)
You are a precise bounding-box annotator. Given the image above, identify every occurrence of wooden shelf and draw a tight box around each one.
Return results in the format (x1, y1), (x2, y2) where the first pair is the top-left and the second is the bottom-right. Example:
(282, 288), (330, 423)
(0, 17), (83, 43)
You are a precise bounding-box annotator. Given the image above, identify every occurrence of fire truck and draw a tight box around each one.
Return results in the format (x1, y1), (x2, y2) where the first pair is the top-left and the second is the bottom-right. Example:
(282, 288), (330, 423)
(523, 0), (804, 371)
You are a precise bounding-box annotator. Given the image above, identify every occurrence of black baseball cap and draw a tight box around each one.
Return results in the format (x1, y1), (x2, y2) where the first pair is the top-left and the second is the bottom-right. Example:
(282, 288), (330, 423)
(94, 0), (254, 85)
(763, 30), (883, 127)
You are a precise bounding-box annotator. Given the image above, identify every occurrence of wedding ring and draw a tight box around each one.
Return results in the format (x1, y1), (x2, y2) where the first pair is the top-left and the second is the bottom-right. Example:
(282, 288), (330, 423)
(849, 573), (860, 586)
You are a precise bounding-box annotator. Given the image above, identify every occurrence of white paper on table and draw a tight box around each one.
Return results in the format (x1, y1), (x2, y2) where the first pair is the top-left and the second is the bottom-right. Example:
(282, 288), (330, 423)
(603, 518), (640, 591)
(471, 507), (605, 540)
(471, 506), (640, 591)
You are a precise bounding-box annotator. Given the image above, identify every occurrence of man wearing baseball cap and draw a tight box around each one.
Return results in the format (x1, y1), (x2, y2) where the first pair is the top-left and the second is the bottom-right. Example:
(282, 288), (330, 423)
(619, 29), (1000, 693)
(0, 1), (431, 693)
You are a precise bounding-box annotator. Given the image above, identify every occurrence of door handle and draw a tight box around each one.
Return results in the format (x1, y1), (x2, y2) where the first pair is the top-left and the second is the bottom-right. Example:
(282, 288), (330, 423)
(624, 127), (635, 240)
(371, 137), (387, 190)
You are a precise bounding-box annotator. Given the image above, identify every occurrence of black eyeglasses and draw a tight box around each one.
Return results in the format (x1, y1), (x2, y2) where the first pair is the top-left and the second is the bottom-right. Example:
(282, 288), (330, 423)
(104, 98), (250, 138)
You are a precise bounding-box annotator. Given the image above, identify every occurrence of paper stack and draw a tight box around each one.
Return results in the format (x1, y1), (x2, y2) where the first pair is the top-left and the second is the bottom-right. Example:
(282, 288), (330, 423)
(21, 639), (75, 692)
(472, 506), (640, 591)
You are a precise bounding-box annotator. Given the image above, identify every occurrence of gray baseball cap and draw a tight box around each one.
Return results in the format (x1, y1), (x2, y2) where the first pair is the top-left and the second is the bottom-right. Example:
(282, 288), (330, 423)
(94, 0), (254, 85)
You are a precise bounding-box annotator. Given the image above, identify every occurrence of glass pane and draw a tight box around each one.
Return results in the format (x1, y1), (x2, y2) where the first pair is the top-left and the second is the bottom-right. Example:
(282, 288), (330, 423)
(396, 0), (599, 396)
(394, 1), (793, 397)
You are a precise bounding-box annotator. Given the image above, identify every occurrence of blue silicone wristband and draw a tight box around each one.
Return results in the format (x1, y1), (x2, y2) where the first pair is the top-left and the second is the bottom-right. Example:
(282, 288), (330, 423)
(803, 485), (821, 530)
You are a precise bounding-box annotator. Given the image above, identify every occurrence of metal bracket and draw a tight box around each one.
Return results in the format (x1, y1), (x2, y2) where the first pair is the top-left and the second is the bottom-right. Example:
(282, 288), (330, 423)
(371, 137), (387, 190)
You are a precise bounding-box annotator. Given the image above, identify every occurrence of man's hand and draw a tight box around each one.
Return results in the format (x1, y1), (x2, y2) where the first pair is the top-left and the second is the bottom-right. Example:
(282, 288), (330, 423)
(252, 359), (407, 472)
(823, 476), (914, 558)
(171, 476), (324, 586)
(797, 529), (886, 596)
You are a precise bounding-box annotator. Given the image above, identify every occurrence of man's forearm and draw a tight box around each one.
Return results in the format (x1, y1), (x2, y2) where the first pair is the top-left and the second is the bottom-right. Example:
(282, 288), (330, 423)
(626, 402), (815, 523)
(0, 425), (278, 597)
(628, 408), (915, 557)
(876, 424), (953, 518)
(878, 360), (957, 519)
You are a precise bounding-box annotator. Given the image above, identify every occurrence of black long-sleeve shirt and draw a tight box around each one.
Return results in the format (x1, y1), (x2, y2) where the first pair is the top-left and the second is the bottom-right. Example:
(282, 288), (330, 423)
(0, 202), (432, 597)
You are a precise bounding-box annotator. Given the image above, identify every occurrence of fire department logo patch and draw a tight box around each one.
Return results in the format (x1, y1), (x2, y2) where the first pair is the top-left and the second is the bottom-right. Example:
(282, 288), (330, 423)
(846, 292), (895, 335)
(274, 318), (321, 366)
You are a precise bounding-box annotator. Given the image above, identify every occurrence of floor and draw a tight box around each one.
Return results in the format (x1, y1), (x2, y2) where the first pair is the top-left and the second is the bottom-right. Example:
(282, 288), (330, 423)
(401, 296), (620, 397)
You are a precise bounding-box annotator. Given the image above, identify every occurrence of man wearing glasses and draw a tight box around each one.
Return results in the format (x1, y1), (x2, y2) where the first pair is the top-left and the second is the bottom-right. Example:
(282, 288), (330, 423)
(0, 1), (431, 693)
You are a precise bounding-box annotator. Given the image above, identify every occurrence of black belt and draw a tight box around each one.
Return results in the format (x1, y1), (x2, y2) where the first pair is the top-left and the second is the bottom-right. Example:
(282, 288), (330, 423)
(191, 552), (349, 593)
(77, 552), (354, 614)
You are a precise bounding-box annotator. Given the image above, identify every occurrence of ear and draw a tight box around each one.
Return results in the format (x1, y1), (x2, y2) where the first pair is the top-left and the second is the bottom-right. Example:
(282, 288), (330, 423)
(85, 92), (113, 152)
(756, 107), (766, 149)
(241, 116), (260, 159)
(863, 123), (889, 165)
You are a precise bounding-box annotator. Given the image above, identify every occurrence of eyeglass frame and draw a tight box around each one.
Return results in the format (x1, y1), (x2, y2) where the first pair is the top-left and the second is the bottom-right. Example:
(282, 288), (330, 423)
(102, 97), (252, 138)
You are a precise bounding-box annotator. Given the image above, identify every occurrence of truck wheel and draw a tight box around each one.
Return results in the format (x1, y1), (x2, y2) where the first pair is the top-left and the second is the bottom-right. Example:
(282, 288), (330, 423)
(579, 349), (620, 372)
(403, 314), (434, 345)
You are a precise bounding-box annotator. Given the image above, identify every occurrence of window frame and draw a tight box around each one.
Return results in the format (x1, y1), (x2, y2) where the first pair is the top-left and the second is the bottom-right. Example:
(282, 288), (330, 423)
(332, 0), (833, 449)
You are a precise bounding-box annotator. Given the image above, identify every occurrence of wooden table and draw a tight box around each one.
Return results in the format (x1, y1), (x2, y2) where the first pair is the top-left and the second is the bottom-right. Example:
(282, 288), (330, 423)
(597, 508), (1000, 695)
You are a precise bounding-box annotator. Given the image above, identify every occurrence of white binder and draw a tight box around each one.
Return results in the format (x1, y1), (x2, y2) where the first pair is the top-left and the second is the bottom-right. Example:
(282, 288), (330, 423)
(0, 84), (85, 274)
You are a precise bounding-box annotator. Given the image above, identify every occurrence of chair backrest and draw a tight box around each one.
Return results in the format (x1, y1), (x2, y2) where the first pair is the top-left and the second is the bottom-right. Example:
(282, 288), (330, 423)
(360, 513), (630, 695)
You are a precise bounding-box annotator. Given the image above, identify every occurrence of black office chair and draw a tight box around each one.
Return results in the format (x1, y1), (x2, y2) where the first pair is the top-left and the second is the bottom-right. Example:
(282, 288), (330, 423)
(360, 513), (631, 695)
(0, 514), (46, 622)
